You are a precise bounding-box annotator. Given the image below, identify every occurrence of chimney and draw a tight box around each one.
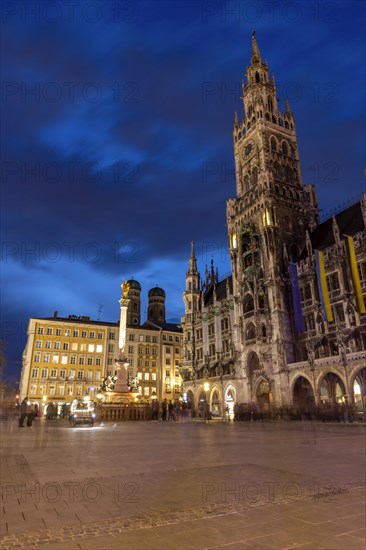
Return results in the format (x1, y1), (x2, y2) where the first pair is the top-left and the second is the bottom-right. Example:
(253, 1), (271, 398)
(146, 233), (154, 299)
(54, 310), (58, 318)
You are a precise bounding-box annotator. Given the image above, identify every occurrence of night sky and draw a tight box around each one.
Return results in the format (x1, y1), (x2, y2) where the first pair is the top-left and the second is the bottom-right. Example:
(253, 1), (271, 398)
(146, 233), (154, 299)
(1, 0), (365, 383)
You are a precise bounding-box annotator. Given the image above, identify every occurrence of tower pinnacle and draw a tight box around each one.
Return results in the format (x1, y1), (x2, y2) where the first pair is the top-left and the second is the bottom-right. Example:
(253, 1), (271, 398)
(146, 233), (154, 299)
(251, 30), (262, 65)
(187, 240), (198, 275)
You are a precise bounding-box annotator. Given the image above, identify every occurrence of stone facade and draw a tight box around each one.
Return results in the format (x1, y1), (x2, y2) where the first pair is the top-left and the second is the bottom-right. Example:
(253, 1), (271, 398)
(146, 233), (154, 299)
(180, 33), (366, 418)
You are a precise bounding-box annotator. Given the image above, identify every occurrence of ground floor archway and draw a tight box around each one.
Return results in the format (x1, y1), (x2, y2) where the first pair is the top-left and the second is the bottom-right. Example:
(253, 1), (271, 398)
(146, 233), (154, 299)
(319, 372), (346, 404)
(352, 367), (366, 415)
(225, 385), (236, 420)
(255, 379), (271, 410)
(293, 376), (315, 410)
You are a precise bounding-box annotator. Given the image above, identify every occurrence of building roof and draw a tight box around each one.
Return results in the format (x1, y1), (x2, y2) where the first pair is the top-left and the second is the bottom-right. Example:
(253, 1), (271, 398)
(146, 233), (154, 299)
(204, 275), (233, 307)
(310, 201), (364, 252)
(148, 287), (166, 298)
(143, 320), (182, 333)
(127, 279), (141, 290)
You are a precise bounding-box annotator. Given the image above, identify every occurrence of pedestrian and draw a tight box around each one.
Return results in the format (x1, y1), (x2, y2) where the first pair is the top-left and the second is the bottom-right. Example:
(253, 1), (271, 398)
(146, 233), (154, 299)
(161, 399), (167, 421)
(27, 404), (35, 427)
(19, 397), (28, 427)
(168, 400), (174, 421)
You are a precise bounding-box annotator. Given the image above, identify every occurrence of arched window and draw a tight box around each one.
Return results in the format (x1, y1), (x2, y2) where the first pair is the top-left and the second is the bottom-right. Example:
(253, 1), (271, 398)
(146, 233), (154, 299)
(273, 162), (282, 180)
(270, 137), (277, 151)
(255, 72), (260, 83)
(285, 166), (293, 183)
(282, 141), (288, 155)
(246, 322), (256, 340)
(244, 294), (254, 314)
(285, 121), (289, 129)
(261, 325), (267, 337)
(265, 113), (270, 121)
(252, 167), (258, 185)
(268, 98), (273, 112)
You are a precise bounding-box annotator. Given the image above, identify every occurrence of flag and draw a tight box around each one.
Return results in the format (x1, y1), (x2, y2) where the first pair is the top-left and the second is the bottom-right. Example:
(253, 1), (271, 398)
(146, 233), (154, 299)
(346, 236), (366, 313)
(289, 263), (304, 332)
(315, 250), (333, 322)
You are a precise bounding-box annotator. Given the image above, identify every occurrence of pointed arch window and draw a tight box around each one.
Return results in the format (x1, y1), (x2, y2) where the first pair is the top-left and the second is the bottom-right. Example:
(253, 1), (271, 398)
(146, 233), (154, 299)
(282, 141), (288, 155)
(270, 137), (277, 151)
(244, 294), (255, 314)
(255, 72), (260, 83)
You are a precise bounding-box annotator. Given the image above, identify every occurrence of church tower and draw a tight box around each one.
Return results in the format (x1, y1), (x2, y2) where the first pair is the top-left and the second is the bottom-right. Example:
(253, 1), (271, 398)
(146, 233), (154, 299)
(227, 32), (319, 405)
(182, 242), (201, 377)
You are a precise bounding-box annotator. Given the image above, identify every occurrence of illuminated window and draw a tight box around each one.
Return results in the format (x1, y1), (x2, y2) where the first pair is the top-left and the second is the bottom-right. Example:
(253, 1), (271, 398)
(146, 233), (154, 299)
(96, 344), (103, 353)
(137, 372), (142, 380)
(58, 385), (64, 396)
(144, 372), (149, 380)
(71, 343), (78, 351)
(144, 387), (149, 396)
(86, 370), (93, 381)
(52, 354), (59, 364)
(80, 344), (87, 352)
(65, 329), (70, 337)
(67, 386), (73, 395)
(95, 371), (101, 381)
(43, 353), (50, 363)
(88, 344), (95, 352)
(61, 354), (67, 365)
(49, 385), (56, 396)
(30, 385), (37, 395)
(152, 373), (156, 381)
(69, 369), (75, 379)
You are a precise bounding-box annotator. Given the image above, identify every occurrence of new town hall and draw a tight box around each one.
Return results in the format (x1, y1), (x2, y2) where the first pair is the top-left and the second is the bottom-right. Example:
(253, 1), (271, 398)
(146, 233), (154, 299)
(180, 33), (366, 417)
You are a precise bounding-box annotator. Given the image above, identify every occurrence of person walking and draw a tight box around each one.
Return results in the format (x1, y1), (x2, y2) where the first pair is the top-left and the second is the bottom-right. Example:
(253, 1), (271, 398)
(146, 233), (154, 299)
(161, 399), (167, 421)
(19, 397), (28, 427)
(27, 404), (35, 427)
(168, 400), (174, 421)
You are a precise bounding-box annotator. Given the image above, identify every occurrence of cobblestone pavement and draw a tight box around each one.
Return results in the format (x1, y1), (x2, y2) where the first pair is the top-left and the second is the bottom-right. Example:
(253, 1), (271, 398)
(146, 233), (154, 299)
(1, 418), (365, 549)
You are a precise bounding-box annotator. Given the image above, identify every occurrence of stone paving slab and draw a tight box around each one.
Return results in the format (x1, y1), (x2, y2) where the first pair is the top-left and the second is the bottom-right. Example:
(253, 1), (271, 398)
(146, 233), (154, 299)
(0, 420), (365, 549)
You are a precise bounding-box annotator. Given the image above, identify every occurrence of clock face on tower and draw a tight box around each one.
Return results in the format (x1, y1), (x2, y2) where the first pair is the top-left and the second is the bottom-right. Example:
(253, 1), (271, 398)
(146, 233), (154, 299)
(243, 139), (255, 160)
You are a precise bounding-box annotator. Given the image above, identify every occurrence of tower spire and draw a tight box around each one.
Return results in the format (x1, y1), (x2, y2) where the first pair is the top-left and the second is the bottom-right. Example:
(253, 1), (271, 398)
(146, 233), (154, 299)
(251, 30), (261, 65)
(187, 240), (198, 275)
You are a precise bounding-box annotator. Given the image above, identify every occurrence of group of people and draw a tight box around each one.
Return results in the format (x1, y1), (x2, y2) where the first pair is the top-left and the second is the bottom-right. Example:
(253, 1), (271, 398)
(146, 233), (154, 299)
(18, 397), (38, 427)
(232, 402), (361, 423)
(151, 399), (190, 421)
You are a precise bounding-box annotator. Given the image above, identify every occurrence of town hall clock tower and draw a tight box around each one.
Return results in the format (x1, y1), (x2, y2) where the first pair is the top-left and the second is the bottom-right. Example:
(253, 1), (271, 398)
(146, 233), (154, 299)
(227, 32), (319, 405)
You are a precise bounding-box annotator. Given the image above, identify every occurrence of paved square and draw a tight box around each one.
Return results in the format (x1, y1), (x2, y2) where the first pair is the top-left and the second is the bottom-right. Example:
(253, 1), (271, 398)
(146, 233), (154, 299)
(1, 418), (365, 549)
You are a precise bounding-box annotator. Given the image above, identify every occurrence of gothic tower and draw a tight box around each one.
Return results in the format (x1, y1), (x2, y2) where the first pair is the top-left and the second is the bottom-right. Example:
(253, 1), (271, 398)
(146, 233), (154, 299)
(227, 32), (319, 405)
(148, 287), (166, 323)
(126, 279), (141, 326)
(182, 242), (201, 376)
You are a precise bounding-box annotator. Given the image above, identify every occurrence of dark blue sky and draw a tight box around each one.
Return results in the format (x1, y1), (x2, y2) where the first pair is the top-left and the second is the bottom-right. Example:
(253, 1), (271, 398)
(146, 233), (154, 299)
(1, 0), (365, 382)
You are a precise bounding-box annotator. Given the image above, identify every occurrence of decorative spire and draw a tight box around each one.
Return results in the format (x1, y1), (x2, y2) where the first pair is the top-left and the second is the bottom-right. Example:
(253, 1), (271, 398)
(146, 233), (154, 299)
(285, 98), (291, 113)
(234, 111), (239, 128)
(187, 240), (198, 274)
(251, 30), (262, 65)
